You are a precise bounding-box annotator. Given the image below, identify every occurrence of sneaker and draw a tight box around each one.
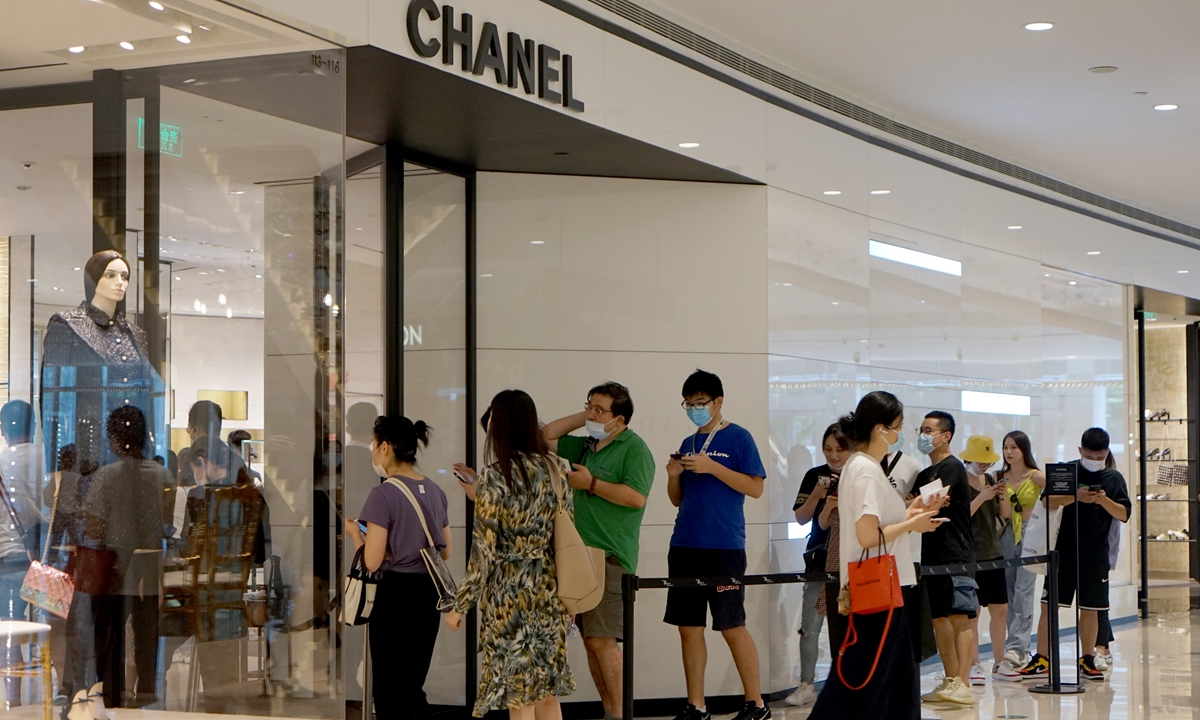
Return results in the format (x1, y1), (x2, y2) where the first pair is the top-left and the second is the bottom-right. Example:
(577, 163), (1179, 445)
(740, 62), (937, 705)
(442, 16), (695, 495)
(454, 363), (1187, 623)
(1079, 655), (1105, 681)
(1003, 649), (1027, 668)
(992, 660), (1023, 682)
(936, 677), (977, 705)
(968, 663), (986, 686)
(672, 705), (711, 720)
(921, 676), (952, 703)
(782, 682), (816, 707)
(731, 701), (771, 720)
(1093, 653), (1109, 672)
(1015, 653), (1049, 679)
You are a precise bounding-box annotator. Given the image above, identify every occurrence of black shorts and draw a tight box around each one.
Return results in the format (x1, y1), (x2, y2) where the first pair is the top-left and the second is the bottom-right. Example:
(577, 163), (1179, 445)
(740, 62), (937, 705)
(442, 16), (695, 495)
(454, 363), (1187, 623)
(926, 574), (978, 620)
(975, 566), (1008, 607)
(1042, 563), (1109, 611)
(663, 547), (747, 631)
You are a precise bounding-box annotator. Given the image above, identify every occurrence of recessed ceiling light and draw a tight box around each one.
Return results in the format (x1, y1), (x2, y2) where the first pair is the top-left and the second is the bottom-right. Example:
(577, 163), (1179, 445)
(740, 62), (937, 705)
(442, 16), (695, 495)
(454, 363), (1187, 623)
(148, 1), (164, 9)
(480, 274), (493, 278)
(1044, 273), (1051, 277)
(356, 227), (363, 231)
(176, 35), (191, 44)
(831, 301), (839, 305)
(174, 276), (181, 281)
(823, 191), (842, 196)
(1087, 251), (1101, 255)
(1069, 281), (1077, 285)
(218, 293), (227, 305)
(255, 274), (262, 279)
(1007, 225), (1023, 230)
(119, 41), (135, 51)
(1178, 270), (1189, 274)
(226, 309), (233, 318)
(869, 239), (961, 276)
(530, 240), (545, 245)
(678, 142), (700, 149)
(1088, 66), (1118, 74)
(73, 267), (81, 271)
(1024, 22), (1054, 31)
(870, 190), (891, 195)
(230, 190), (244, 195)
(1154, 104), (1179, 111)
(69, 46), (85, 54)
(183, 78), (196, 84)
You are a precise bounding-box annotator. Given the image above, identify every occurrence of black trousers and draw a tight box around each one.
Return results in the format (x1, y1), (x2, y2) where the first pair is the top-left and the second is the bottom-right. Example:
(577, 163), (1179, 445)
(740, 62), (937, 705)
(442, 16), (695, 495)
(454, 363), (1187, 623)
(370, 572), (441, 720)
(92, 593), (160, 707)
(811, 604), (919, 720)
(824, 582), (849, 658)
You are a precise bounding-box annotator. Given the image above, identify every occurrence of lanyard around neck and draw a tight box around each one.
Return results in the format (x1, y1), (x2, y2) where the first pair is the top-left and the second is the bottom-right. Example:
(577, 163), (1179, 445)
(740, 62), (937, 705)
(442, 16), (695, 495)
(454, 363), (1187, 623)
(692, 419), (727, 456)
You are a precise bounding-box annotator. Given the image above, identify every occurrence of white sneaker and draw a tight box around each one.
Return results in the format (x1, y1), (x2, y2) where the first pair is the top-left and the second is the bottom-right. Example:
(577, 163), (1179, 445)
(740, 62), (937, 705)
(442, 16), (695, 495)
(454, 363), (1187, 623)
(921, 676), (952, 703)
(1093, 654), (1109, 672)
(1003, 649), (1026, 668)
(783, 682), (816, 707)
(969, 663), (986, 686)
(936, 677), (977, 706)
(993, 660), (1023, 682)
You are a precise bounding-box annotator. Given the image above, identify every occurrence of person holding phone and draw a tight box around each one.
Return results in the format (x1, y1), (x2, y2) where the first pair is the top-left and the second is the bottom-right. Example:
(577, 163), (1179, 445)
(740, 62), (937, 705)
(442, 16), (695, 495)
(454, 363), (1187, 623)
(783, 424), (849, 707)
(541, 382), (654, 720)
(994, 431), (1045, 677)
(809, 391), (942, 720)
(345, 415), (449, 720)
(960, 436), (1012, 685)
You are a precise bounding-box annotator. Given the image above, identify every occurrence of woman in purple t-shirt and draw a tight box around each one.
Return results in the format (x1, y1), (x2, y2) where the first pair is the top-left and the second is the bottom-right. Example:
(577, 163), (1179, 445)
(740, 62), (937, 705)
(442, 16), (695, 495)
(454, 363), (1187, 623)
(346, 415), (450, 720)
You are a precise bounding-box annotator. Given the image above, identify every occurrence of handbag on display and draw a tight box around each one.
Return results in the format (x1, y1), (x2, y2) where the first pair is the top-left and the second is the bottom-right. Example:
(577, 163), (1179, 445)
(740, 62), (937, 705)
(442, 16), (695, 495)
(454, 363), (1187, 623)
(837, 530), (904, 690)
(388, 478), (458, 612)
(1157, 463), (1173, 486)
(1171, 463), (1189, 486)
(343, 545), (380, 625)
(548, 460), (605, 615)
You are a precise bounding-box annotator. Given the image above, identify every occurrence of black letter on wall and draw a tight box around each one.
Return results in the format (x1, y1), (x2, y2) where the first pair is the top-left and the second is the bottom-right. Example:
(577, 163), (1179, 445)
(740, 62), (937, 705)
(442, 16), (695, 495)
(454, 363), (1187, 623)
(442, 5), (473, 71)
(507, 33), (535, 94)
(473, 22), (507, 84)
(562, 54), (585, 112)
(538, 44), (561, 104)
(406, 0), (441, 58)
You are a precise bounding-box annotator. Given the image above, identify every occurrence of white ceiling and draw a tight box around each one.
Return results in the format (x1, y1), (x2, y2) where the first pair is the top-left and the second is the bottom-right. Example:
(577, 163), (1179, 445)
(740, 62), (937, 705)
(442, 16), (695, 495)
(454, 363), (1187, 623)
(641, 0), (1200, 229)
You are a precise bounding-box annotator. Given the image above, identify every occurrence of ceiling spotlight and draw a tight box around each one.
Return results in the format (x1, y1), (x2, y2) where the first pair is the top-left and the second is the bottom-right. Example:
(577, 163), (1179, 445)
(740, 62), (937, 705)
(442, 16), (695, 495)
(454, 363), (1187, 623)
(481, 273), (494, 278)
(1007, 225), (1023, 230)
(870, 190), (891, 195)
(218, 293), (227, 305)
(1044, 273), (1051, 277)
(1154, 104), (1179, 111)
(823, 191), (842, 196)
(255, 274), (262, 279)
(1069, 281), (1077, 285)
(530, 240), (545, 245)
(230, 190), (244, 195)
(1088, 66), (1118, 74)
(1087, 251), (1101, 255)
(174, 276), (181, 281)
(1178, 270), (1190, 274)
(678, 142), (700, 149)
(176, 35), (191, 44)
(69, 46), (85, 54)
(226, 308), (233, 318)
(119, 41), (135, 51)
(73, 267), (81, 271)
(183, 78), (196, 84)
(149, 1), (164, 9)
(1024, 22), (1054, 31)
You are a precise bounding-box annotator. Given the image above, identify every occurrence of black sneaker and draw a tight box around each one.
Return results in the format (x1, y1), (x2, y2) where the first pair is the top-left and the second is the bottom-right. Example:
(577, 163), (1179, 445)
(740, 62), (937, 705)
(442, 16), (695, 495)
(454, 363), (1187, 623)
(1079, 655), (1105, 681)
(732, 701), (772, 720)
(673, 705), (712, 720)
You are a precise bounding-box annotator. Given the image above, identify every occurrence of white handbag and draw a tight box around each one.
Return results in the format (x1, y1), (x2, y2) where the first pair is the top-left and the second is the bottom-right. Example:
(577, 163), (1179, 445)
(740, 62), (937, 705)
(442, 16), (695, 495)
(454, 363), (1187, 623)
(342, 545), (379, 625)
(1021, 500), (1062, 576)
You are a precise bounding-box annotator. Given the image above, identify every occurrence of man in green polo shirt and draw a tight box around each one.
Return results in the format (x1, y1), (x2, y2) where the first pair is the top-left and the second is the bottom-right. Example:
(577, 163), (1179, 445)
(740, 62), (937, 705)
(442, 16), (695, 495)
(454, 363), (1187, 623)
(544, 381), (655, 720)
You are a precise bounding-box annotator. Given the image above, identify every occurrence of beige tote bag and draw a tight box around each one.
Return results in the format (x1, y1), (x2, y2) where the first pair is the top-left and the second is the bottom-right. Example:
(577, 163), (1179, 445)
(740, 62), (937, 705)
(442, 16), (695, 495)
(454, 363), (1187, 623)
(548, 459), (606, 615)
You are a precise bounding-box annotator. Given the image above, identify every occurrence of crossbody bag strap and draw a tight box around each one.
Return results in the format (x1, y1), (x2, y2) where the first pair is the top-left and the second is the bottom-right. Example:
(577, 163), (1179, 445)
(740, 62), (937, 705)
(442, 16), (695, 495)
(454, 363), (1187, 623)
(384, 478), (437, 548)
(0, 471), (33, 562)
(882, 451), (903, 477)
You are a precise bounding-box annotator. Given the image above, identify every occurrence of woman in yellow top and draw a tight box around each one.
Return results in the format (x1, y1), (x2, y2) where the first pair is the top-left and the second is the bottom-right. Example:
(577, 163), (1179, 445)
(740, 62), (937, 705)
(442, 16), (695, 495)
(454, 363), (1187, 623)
(991, 431), (1045, 678)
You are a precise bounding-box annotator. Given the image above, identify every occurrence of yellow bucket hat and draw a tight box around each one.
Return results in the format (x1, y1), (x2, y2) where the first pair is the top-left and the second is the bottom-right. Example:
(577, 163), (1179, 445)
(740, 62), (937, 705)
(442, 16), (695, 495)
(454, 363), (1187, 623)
(960, 435), (1000, 464)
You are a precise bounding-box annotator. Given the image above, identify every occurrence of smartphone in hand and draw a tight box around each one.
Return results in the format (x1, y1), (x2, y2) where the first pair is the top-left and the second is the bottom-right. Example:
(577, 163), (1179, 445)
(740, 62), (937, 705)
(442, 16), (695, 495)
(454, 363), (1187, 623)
(453, 470), (474, 485)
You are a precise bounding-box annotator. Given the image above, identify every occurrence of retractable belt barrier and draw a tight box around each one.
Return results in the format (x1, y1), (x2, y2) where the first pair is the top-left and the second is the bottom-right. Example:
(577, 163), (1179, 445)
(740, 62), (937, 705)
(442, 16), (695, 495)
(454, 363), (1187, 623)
(619, 553), (1059, 720)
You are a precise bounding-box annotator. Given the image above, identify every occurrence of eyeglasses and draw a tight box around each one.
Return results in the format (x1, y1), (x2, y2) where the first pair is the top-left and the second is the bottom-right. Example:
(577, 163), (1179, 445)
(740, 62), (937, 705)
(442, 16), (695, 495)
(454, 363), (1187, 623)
(681, 398), (716, 410)
(584, 402), (614, 416)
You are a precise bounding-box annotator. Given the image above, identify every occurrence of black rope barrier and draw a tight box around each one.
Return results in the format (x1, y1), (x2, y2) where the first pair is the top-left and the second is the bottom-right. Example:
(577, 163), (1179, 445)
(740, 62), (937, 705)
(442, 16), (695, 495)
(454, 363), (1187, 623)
(620, 552), (1062, 719)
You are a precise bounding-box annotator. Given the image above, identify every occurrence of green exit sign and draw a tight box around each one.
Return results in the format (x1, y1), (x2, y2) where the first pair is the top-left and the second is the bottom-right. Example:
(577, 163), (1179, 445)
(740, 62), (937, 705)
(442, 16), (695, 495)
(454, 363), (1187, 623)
(137, 118), (183, 157)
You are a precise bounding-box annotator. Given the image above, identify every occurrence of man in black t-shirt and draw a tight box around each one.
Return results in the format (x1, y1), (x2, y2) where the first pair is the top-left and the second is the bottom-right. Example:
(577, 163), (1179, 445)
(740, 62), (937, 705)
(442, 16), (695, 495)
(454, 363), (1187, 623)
(1021, 427), (1130, 681)
(915, 411), (977, 705)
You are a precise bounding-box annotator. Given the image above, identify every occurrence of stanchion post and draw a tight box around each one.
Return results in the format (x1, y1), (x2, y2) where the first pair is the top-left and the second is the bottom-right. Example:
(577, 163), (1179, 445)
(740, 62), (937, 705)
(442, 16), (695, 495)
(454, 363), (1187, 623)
(622, 573), (638, 720)
(1046, 550), (1061, 691)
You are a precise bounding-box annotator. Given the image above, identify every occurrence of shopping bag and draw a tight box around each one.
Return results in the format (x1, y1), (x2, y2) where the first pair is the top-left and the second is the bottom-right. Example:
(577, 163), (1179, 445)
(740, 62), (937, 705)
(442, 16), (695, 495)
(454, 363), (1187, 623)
(837, 530), (903, 690)
(1021, 500), (1062, 576)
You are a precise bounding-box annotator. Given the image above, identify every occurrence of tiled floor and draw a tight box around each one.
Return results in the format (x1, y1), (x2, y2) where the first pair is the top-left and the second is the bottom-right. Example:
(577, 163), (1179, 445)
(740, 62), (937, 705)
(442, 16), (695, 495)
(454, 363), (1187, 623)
(774, 606), (1200, 719)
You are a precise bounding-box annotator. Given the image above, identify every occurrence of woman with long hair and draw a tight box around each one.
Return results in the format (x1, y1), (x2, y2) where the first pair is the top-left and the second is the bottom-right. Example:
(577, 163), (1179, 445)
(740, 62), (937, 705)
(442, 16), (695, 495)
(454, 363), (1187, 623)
(346, 416), (448, 720)
(992, 430), (1045, 677)
(810, 391), (941, 720)
(445, 390), (575, 720)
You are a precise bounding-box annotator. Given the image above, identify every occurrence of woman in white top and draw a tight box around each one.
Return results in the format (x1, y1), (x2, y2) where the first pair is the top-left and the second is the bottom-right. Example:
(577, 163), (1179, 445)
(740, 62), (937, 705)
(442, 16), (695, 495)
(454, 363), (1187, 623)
(810, 391), (942, 720)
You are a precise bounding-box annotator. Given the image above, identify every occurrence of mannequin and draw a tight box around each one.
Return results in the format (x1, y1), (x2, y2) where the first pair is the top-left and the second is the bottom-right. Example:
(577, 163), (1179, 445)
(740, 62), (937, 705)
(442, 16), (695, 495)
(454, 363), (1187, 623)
(40, 250), (158, 476)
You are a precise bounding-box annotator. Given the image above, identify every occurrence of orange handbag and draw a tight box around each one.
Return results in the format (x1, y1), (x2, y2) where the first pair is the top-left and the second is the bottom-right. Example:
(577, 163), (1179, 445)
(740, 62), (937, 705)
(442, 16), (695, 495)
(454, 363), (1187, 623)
(837, 530), (905, 690)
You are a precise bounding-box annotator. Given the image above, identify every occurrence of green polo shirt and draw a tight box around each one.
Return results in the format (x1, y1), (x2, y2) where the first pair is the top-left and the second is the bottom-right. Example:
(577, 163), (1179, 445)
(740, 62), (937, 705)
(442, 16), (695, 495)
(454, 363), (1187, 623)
(557, 429), (655, 574)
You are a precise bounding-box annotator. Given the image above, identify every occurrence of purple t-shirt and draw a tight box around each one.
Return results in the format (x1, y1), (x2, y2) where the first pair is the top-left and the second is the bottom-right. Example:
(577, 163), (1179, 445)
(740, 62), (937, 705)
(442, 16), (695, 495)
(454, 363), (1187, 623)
(358, 476), (449, 573)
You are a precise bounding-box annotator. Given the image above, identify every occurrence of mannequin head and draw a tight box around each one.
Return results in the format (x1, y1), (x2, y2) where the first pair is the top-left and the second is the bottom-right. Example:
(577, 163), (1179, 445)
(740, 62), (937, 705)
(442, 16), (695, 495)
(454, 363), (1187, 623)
(84, 250), (129, 316)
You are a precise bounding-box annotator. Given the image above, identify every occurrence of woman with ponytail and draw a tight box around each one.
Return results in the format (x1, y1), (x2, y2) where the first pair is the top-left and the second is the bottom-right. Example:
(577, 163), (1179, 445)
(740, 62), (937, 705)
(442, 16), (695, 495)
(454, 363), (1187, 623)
(346, 416), (448, 720)
(810, 391), (943, 720)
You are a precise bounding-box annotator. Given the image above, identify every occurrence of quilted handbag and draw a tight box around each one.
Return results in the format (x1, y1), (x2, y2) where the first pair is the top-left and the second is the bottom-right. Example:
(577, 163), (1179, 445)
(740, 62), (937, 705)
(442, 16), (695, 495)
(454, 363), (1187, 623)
(0, 471), (74, 618)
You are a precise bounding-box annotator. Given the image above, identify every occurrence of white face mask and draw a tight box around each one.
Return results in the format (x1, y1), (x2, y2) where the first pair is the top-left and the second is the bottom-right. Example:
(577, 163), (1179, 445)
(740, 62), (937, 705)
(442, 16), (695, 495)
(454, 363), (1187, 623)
(371, 443), (387, 478)
(1080, 457), (1106, 473)
(585, 419), (612, 441)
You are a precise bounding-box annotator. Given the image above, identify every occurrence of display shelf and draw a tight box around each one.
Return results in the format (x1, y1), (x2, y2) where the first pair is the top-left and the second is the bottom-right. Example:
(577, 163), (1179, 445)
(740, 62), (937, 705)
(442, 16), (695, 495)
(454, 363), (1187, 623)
(1143, 417), (1195, 423)
(1140, 498), (1197, 503)
(1148, 538), (1196, 543)
(1146, 457), (1193, 463)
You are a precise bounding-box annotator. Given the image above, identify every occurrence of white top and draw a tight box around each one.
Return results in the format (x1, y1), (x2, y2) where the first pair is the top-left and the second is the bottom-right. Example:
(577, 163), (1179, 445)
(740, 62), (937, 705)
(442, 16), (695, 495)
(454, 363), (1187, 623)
(884, 452), (923, 564)
(839, 452), (917, 588)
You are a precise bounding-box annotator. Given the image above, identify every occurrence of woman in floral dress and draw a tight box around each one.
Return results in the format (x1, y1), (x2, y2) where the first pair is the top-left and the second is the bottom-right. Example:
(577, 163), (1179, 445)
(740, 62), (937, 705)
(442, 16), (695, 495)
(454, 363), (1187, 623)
(445, 390), (575, 719)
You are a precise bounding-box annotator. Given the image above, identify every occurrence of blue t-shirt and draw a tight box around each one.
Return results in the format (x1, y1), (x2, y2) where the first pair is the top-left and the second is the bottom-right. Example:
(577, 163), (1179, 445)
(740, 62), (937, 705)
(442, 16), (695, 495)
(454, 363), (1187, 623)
(670, 422), (766, 550)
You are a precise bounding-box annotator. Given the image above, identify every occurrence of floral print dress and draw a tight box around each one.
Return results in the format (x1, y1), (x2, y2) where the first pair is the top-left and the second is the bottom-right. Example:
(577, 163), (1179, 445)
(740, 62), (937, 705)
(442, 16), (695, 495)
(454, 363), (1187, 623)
(454, 454), (576, 716)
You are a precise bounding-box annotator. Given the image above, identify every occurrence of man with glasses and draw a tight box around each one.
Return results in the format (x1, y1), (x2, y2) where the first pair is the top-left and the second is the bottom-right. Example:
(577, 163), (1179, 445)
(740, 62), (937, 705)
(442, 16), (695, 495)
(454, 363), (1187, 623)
(664, 370), (770, 720)
(544, 381), (655, 720)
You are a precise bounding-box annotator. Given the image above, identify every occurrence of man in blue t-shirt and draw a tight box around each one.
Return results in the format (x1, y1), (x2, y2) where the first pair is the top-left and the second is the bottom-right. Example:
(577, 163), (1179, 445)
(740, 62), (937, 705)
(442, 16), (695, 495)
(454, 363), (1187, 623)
(665, 370), (770, 720)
